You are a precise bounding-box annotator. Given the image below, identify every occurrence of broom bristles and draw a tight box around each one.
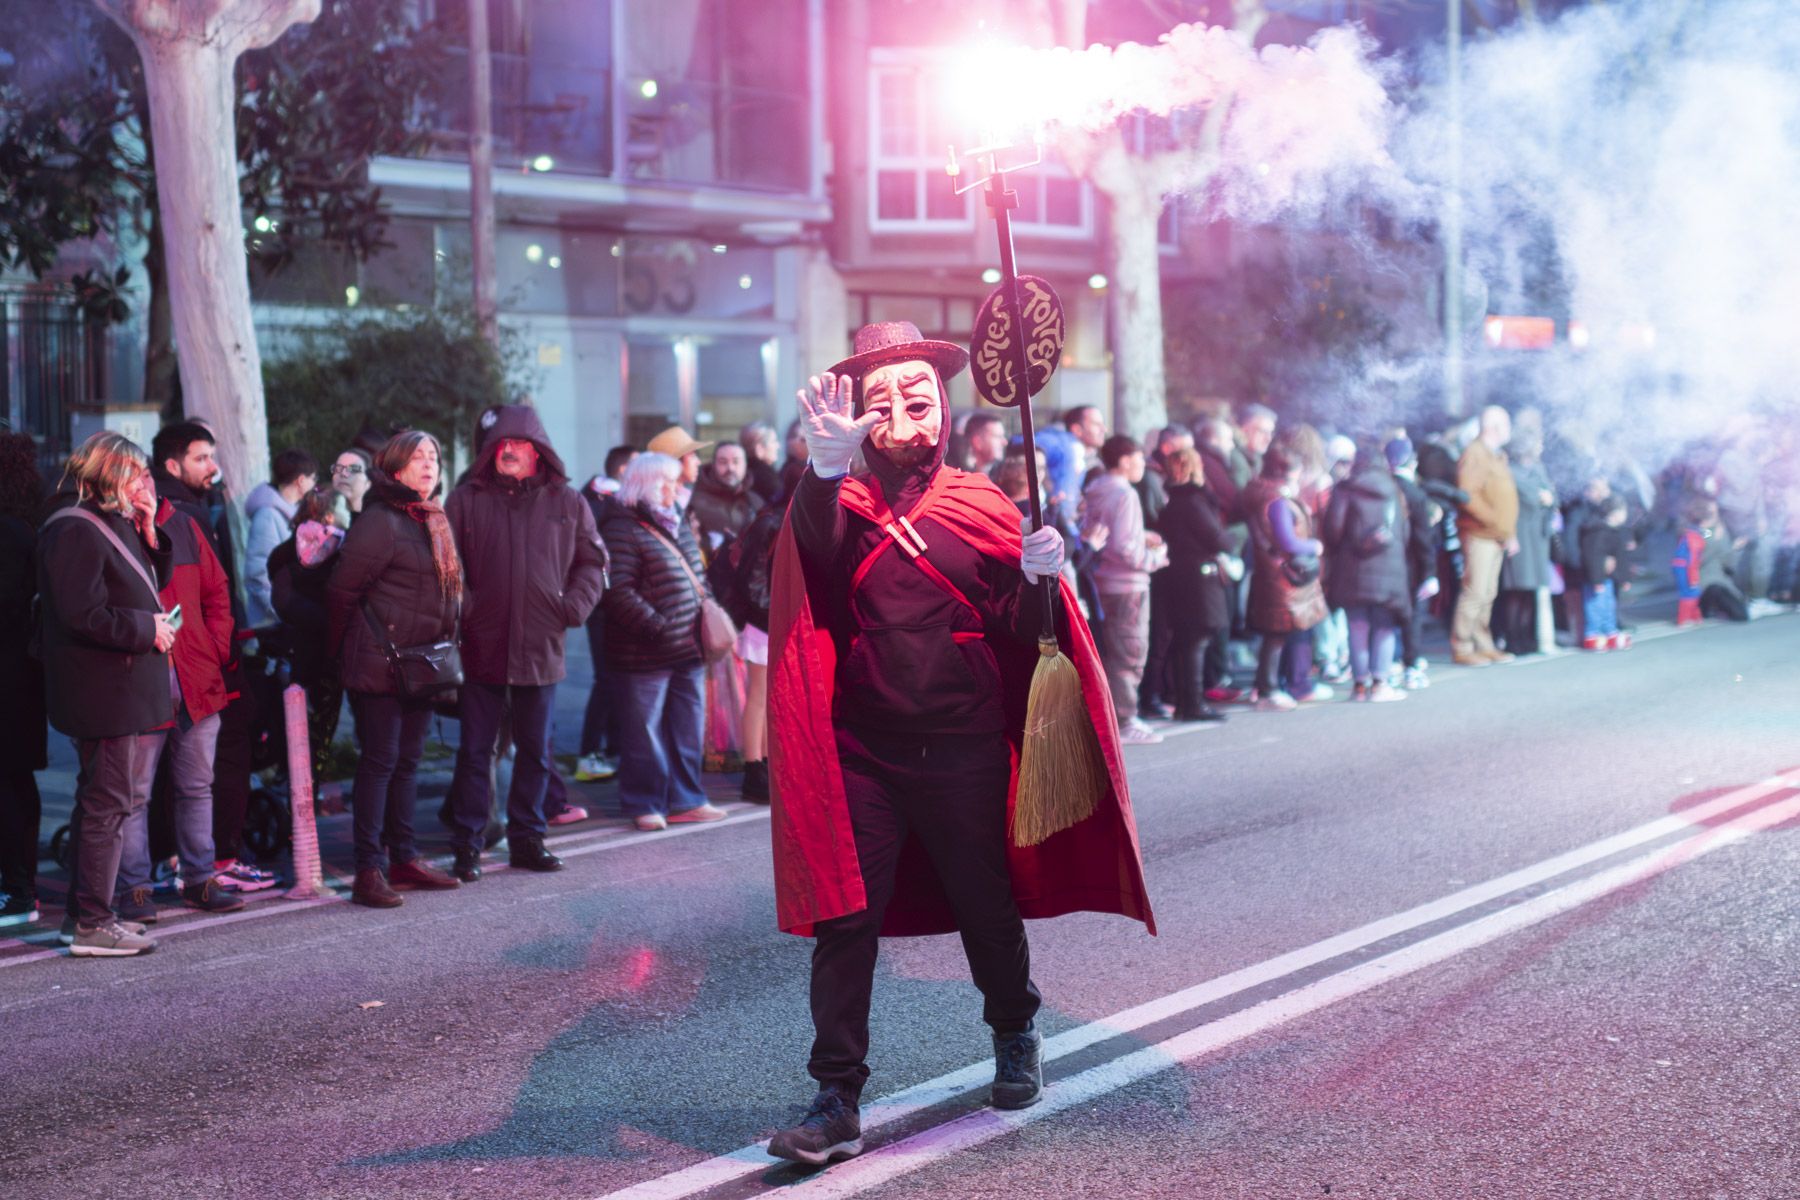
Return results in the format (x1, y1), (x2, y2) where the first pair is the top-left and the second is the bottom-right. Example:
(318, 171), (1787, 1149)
(1012, 639), (1109, 847)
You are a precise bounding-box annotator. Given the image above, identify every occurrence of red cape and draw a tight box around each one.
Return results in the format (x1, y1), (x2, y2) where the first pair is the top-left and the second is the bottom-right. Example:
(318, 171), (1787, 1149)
(768, 467), (1157, 938)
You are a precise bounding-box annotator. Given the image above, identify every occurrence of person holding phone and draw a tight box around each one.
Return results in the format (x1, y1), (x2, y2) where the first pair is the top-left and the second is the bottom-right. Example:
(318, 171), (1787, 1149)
(37, 434), (179, 957)
(104, 468), (251, 924)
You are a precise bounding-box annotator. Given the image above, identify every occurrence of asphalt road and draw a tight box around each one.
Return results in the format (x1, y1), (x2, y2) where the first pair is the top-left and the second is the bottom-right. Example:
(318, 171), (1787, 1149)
(2, 613), (1796, 1199)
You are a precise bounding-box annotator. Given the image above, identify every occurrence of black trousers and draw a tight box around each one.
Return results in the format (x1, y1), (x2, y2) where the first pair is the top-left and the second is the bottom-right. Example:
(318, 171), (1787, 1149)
(808, 726), (1041, 1100)
(0, 769), (41, 902)
(1140, 590), (1175, 713)
(1172, 624), (1224, 716)
(211, 690), (254, 862)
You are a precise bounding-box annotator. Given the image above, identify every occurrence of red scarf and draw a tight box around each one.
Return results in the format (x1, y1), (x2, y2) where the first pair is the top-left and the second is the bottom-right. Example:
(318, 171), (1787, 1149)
(400, 498), (462, 604)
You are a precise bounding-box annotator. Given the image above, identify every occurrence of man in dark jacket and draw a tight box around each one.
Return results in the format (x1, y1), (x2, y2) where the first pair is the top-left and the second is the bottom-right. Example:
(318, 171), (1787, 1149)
(688, 441), (764, 552)
(1321, 443), (1413, 701)
(446, 406), (608, 878)
(1386, 437), (1440, 689)
(39, 433), (177, 956)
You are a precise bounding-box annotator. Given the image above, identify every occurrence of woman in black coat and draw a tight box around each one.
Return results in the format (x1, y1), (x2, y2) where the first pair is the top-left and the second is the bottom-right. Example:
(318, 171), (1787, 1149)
(271, 487), (348, 785)
(1155, 448), (1235, 722)
(600, 452), (721, 832)
(0, 434), (47, 923)
(325, 432), (463, 906)
(1321, 443), (1412, 701)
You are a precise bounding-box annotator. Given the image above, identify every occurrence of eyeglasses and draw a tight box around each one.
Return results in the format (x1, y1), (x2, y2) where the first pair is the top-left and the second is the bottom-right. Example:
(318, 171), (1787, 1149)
(331, 463), (366, 476)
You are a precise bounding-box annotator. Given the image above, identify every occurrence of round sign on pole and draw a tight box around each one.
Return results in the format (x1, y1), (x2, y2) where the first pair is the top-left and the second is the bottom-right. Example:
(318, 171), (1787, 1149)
(970, 274), (1066, 408)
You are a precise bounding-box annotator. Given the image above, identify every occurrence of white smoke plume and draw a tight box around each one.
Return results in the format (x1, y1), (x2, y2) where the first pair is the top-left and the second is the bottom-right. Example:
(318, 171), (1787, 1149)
(1400, 0), (1800, 483)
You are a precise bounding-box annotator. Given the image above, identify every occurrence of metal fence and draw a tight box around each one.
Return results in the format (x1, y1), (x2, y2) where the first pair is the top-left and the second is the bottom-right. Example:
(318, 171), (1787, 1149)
(1, 288), (102, 472)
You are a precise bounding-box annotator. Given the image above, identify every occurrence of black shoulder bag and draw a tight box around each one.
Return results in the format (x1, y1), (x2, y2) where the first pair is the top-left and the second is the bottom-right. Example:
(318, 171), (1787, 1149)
(360, 601), (463, 699)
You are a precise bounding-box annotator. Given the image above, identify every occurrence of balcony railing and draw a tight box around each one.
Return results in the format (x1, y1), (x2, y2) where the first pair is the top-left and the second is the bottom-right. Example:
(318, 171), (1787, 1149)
(417, 50), (811, 194)
(422, 49), (615, 177)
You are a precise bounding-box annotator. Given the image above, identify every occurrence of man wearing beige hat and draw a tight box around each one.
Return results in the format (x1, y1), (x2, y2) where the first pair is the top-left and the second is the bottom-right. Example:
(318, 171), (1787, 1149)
(646, 426), (712, 513)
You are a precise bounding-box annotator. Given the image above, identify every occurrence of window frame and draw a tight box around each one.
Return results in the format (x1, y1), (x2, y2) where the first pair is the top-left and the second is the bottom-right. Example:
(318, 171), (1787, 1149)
(866, 51), (974, 233)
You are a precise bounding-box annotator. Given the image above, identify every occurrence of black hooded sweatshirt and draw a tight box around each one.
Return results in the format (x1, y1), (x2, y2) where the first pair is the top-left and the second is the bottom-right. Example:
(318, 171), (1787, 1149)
(446, 405), (609, 687)
(790, 372), (1047, 735)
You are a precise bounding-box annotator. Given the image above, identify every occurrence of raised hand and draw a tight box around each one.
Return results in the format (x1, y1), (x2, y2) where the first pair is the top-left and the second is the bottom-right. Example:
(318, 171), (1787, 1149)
(796, 372), (880, 479)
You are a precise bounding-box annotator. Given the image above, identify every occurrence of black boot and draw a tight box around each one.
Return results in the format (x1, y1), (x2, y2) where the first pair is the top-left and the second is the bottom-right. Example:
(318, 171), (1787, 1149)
(452, 849), (483, 883)
(742, 759), (770, 804)
(767, 1086), (863, 1166)
(508, 835), (563, 873)
(991, 1024), (1043, 1110)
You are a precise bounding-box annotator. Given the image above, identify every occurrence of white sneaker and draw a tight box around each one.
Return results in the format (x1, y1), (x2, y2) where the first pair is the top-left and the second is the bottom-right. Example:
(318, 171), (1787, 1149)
(1368, 682), (1408, 703)
(215, 860), (280, 892)
(1118, 720), (1164, 746)
(548, 805), (590, 826)
(69, 921), (157, 957)
(668, 803), (729, 824)
(1255, 691), (1297, 712)
(633, 813), (668, 832)
(1403, 666), (1430, 690)
(1295, 683), (1334, 703)
(574, 753), (618, 782)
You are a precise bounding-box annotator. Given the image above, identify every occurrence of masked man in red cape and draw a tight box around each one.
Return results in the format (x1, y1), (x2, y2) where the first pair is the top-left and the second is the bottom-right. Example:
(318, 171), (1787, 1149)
(765, 321), (1155, 1165)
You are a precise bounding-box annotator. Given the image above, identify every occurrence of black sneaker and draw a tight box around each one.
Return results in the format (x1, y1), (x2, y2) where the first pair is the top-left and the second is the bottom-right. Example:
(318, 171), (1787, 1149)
(182, 878), (247, 913)
(115, 885), (160, 923)
(991, 1025), (1043, 1110)
(0, 893), (41, 927)
(741, 759), (771, 805)
(767, 1087), (863, 1166)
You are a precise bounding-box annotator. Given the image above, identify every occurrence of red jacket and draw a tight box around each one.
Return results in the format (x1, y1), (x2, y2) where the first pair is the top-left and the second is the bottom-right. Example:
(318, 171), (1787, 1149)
(768, 466), (1156, 938)
(156, 498), (235, 724)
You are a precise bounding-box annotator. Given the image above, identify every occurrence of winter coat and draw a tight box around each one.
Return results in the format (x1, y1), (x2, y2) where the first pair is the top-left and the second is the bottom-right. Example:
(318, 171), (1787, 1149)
(1321, 465), (1412, 617)
(1392, 474), (1438, 592)
(1499, 460), (1556, 591)
(710, 498), (783, 633)
(243, 481), (296, 628)
(0, 514), (47, 771)
(688, 467), (765, 549)
(1155, 482), (1232, 634)
(270, 529), (340, 687)
(446, 405), (609, 687)
(325, 478), (462, 696)
(154, 499), (236, 724)
(152, 467), (245, 629)
(1244, 475), (1328, 634)
(599, 504), (708, 673)
(1082, 473), (1161, 595)
(36, 500), (175, 740)
(1200, 445), (1249, 528)
(1456, 440), (1520, 543)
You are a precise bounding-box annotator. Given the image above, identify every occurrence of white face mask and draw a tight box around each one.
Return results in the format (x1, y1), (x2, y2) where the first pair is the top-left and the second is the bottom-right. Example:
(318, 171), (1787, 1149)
(861, 359), (943, 466)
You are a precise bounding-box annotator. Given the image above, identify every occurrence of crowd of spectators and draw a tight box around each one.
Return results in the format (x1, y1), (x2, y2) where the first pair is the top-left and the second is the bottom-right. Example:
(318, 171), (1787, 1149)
(1, 389), (1793, 954)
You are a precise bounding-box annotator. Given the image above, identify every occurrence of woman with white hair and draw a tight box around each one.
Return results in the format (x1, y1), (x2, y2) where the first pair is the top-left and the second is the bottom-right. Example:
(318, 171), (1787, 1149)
(599, 452), (727, 830)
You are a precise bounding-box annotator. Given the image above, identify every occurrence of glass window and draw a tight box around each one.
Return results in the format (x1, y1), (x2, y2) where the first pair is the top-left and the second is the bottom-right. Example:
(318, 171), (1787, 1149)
(869, 61), (971, 231)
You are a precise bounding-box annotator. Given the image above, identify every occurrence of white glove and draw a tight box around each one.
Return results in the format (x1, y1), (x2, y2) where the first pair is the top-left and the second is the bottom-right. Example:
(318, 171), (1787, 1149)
(1020, 518), (1065, 583)
(1416, 576), (1441, 603)
(796, 371), (879, 479)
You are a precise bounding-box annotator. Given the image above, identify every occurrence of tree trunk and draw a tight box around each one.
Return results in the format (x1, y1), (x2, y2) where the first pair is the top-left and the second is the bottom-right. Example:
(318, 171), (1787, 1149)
(141, 162), (180, 419)
(95, 0), (321, 498)
(1103, 174), (1168, 438)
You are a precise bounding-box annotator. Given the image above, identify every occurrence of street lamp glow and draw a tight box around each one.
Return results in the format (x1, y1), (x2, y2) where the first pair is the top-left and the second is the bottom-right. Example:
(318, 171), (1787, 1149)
(344, 285), (360, 308)
(548, 255), (562, 269)
(712, 244), (729, 254)
(1088, 273), (1108, 290)
(525, 243), (544, 263)
(531, 154), (555, 172)
(738, 274), (753, 290)
(982, 267), (1002, 284)
(252, 214), (274, 233)
(640, 79), (659, 100)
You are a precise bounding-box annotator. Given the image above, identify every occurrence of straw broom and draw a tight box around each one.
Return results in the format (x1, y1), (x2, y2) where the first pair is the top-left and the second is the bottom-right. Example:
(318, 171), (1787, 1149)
(975, 168), (1110, 848)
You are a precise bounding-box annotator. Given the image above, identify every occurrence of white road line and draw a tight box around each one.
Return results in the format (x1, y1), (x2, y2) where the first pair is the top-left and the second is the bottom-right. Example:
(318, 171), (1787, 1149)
(780, 786), (1800, 1199)
(590, 769), (1800, 1200)
(0, 808), (773, 971)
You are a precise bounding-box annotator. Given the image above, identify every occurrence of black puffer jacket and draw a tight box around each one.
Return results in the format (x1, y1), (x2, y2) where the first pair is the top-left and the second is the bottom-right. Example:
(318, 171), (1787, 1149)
(1321, 464), (1412, 616)
(325, 478), (461, 696)
(599, 504), (707, 673)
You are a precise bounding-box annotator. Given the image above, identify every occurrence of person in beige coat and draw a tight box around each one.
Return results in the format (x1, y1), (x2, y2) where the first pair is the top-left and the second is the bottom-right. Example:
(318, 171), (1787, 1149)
(1451, 406), (1521, 665)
